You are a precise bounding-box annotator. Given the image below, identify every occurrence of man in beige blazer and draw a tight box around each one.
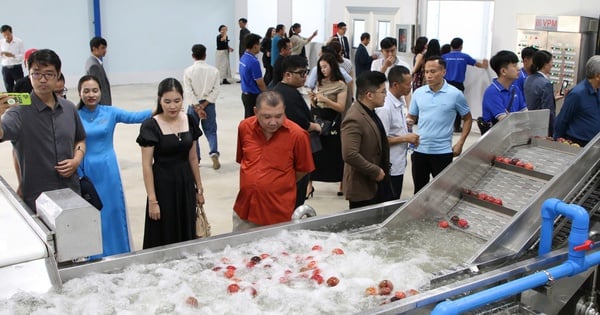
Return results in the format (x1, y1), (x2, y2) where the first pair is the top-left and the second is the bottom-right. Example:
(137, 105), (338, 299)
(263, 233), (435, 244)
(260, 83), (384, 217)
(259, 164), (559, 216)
(341, 71), (394, 209)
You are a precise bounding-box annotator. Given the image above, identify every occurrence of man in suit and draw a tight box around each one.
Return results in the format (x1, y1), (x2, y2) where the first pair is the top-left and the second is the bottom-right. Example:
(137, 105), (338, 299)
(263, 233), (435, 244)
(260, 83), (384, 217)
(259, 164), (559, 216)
(341, 71), (394, 209)
(332, 22), (350, 59)
(354, 32), (375, 78)
(238, 18), (250, 60)
(85, 36), (112, 105)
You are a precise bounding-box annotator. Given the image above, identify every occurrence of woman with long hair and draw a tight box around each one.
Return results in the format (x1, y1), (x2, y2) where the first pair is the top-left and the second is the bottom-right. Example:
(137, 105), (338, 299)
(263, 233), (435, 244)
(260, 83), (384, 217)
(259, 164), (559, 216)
(413, 38), (441, 91)
(524, 50), (561, 136)
(136, 78), (204, 249)
(261, 27), (275, 85)
(308, 53), (348, 197)
(288, 23), (317, 58)
(77, 74), (152, 257)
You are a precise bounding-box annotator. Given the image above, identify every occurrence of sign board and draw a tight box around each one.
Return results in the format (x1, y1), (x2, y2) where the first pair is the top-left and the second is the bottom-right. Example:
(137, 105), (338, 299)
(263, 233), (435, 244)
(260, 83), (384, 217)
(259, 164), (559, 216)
(535, 16), (558, 31)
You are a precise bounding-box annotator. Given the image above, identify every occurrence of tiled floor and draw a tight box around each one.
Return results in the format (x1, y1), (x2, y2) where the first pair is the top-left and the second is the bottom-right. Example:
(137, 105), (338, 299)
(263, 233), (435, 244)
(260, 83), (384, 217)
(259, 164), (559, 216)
(0, 82), (480, 251)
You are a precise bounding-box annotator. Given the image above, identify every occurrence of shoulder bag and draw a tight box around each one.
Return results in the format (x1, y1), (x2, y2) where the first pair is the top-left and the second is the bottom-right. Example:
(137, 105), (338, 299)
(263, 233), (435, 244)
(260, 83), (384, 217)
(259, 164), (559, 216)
(477, 89), (516, 135)
(196, 204), (212, 238)
(79, 159), (103, 210)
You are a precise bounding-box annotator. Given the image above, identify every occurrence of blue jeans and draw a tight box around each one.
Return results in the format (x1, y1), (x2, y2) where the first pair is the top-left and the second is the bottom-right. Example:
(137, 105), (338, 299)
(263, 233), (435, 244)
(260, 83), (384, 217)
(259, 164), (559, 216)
(187, 104), (219, 161)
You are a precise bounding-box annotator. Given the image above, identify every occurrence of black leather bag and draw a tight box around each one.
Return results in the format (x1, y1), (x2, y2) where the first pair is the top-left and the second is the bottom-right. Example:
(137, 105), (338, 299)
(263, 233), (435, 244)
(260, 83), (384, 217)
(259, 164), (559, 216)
(80, 175), (103, 210)
(476, 117), (493, 135)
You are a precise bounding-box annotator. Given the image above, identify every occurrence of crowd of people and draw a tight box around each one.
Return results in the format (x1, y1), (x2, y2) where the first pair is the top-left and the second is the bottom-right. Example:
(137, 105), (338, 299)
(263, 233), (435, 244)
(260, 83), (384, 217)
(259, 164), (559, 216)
(1, 20), (599, 259)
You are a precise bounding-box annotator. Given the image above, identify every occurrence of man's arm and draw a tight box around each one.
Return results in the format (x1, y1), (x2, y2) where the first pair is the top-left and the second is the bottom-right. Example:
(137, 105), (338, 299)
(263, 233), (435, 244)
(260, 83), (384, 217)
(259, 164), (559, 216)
(452, 113), (472, 156)
(256, 78), (267, 92)
(475, 59), (489, 69)
(0, 95), (16, 139)
(553, 92), (578, 139)
(55, 140), (86, 178)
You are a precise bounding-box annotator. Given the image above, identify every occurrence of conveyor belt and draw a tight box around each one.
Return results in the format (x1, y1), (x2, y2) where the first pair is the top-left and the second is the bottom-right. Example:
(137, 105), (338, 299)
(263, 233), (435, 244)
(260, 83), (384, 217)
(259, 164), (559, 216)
(552, 164), (600, 249)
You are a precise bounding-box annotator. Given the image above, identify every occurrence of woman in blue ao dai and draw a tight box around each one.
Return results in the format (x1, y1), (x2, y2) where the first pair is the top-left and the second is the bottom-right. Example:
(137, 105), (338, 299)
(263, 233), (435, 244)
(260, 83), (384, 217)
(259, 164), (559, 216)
(77, 75), (152, 258)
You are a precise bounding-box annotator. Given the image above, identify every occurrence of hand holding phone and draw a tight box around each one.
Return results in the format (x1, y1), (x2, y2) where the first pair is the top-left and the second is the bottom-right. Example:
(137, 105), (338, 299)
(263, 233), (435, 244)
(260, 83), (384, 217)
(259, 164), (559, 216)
(6, 93), (31, 105)
(559, 80), (569, 96)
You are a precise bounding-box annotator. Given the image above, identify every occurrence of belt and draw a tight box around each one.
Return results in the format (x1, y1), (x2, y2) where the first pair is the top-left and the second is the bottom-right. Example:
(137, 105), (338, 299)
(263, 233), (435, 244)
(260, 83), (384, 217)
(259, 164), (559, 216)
(2, 64), (22, 69)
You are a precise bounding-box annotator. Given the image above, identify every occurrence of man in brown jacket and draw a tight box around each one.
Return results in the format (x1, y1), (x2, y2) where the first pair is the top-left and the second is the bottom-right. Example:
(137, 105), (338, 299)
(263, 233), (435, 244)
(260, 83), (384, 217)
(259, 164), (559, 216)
(341, 71), (394, 209)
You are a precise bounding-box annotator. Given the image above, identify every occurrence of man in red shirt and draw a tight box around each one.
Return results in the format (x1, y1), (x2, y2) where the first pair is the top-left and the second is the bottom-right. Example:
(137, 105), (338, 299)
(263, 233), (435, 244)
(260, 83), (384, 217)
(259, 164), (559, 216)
(233, 91), (315, 231)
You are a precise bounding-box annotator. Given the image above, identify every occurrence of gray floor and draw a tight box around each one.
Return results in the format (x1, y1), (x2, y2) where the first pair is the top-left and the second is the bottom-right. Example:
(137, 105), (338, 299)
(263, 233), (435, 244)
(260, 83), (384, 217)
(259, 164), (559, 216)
(0, 82), (480, 251)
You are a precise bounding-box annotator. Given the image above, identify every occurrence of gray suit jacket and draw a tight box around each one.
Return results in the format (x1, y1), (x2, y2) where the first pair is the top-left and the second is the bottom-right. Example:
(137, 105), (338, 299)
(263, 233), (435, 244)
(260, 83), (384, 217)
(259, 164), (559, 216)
(85, 56), (112, 105)
(341, 101), (388, 202)
(524, 72), (555, 135)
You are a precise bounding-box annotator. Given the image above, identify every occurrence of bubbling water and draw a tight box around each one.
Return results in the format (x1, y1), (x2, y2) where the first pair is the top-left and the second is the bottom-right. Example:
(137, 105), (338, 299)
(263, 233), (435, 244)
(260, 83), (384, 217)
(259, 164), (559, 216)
(1, 219), (484, 314)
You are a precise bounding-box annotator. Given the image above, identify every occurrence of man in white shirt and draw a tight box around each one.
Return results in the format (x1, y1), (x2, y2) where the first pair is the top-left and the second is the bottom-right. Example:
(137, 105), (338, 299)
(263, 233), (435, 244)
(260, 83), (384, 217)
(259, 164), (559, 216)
(371, 37), (411, 76)
(0, 25), (24, 92)
(330, 22), (350, 59)
(375, 65), (419, 199)
(183, 44), (222, 169)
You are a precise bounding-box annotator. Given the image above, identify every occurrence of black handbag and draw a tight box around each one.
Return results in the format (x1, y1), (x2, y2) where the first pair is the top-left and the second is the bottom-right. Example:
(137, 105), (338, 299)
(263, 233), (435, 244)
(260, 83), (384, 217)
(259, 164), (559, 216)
(79, 159), (103, 210)
(478, 89), (516, 135)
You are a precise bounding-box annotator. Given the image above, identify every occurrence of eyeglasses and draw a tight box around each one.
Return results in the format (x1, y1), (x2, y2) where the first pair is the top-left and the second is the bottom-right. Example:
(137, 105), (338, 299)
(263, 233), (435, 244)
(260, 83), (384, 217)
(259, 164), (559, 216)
(290, 69), (308, 77)
(30, 72), (58, 80)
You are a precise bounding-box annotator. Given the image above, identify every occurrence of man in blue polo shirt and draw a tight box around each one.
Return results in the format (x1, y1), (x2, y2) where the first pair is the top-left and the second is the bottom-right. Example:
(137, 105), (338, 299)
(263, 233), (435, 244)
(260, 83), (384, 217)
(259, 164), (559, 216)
(482, 50), (527, 126)
(240, 33), (267, 118)
(554, 55), (600, 147)
(442, 37), (488, 132)
(513, 46), (537, 105)
(408, 56), (472, 193)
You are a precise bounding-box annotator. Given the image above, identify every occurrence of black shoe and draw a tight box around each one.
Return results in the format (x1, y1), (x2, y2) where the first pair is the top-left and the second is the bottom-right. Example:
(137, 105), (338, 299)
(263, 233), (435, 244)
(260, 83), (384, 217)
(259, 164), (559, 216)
(337, 191), (344, 196)
(222, 79), (231, 85)
(235, 80), (241, 83)
(306, 187), (315, 200)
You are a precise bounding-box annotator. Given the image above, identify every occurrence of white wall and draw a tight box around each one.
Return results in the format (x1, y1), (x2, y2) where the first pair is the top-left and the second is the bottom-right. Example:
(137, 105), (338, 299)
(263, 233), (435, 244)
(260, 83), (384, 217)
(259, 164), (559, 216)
(0, 0), (235, 89)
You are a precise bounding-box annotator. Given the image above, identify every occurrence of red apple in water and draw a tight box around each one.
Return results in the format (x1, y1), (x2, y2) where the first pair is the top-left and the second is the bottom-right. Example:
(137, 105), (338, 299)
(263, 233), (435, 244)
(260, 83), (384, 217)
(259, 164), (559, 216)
(408, 289), (419, 295)
(365, 287), (378, 295)
(311, 245), (322, 251)
(227, 283), (240, 294)
(224, 269), (235, 278)
(311, 274), (324, 284)
(331, 248), (345, 255)
(458, 219), (469, 228)
(394, 291), (407, 299)
(326, 276), (340, 287)
(438, 220), (449, 228)
(379, 280), (394, 295)
(185, 296), (199, 307)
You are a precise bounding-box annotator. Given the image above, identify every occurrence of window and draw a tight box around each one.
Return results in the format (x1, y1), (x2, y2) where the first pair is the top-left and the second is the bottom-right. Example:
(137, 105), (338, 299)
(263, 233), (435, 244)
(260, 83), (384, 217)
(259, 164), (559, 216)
(352, 19), (365, 48)
(426, 0), (494, 58)
(377, 21), (391, 50)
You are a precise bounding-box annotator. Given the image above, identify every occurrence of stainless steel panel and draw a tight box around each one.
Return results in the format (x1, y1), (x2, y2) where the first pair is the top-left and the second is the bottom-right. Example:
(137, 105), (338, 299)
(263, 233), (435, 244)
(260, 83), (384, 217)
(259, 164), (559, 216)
(0, 258), (62, 300)
(36, 189), (102, 262)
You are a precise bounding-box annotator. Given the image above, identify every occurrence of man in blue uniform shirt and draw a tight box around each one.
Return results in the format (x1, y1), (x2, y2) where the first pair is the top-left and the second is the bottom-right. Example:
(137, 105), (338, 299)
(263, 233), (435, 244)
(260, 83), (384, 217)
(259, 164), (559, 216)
(240, 33), (267, 118)
(442, 37), (488, 132)
(513, 46), (537, 106)
(482, 50), (527, 125)
(554, 55), (600, 147)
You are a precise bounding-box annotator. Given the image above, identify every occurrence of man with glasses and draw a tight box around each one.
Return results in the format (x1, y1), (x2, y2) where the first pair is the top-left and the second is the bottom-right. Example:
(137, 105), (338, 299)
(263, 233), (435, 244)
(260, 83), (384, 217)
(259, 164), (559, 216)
(240, 33), (267, 118)
(408, 56), (472, 193)
(273, 55), (321, 207)
(341, 71), (394, 209)
(0, 49), (86, 211)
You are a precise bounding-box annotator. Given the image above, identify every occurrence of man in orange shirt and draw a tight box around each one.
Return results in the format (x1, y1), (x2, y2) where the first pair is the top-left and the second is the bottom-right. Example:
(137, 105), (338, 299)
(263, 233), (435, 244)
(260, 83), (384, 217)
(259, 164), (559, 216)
(233, 91), (314, 231)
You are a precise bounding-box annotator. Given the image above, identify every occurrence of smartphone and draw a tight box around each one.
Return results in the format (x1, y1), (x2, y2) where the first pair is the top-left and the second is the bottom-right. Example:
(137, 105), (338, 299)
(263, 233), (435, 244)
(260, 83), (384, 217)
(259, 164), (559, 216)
(6, 93), (32, 105)
(559, 80), (569, 96)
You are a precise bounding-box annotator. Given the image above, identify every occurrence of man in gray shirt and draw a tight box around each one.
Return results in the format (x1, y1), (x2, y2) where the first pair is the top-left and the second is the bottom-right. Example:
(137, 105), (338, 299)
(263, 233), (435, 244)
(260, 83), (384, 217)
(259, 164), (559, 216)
(0, 49), (86, 211)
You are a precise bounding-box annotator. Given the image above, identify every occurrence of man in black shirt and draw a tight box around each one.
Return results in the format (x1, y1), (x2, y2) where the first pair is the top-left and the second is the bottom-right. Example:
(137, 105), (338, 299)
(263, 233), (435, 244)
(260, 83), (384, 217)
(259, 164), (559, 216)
(272, 55), (321, 207)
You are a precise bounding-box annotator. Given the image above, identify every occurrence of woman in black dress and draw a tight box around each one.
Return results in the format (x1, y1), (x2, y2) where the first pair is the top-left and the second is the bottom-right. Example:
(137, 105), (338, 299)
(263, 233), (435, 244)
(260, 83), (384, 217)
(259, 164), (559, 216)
(137, 78), (204, 249)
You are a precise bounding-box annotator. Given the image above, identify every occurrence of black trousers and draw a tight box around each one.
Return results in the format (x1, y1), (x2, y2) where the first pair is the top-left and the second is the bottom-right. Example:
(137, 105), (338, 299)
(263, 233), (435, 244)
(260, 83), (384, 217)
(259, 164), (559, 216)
(296, 174), (309, 208)
(411, 151), (453, 193)
(2, 65), (24, 92)
(241, 92), (259, 118)
(447, 81), (465, 131)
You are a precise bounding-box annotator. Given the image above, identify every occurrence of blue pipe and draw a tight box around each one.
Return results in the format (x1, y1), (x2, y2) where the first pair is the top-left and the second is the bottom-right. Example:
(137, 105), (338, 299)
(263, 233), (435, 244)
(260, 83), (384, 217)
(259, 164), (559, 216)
(93, 0), (102, 37)
(431, 199), (592, 315)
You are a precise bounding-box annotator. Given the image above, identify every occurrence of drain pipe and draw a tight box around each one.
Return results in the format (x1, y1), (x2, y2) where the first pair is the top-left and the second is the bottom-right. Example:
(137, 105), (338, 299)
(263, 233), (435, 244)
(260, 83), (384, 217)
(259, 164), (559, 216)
(431, 199), (595, 315)
(93, 0), (102, 37)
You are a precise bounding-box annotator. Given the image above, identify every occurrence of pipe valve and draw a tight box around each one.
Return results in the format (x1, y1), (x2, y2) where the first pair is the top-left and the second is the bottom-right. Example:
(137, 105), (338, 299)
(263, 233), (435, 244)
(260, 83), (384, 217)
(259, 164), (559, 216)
(574, 240), (595, 252)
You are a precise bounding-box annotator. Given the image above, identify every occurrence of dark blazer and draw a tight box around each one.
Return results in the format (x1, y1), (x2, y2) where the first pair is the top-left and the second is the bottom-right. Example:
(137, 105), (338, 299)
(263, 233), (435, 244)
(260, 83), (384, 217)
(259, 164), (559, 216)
(524, 72), (555, 135)
(341, 101), (389, 202)
(239, 28), (250, 59)
(85, 56), (112, 105)
(354, 43), (371, 78)
(340, 35), (350, 59)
